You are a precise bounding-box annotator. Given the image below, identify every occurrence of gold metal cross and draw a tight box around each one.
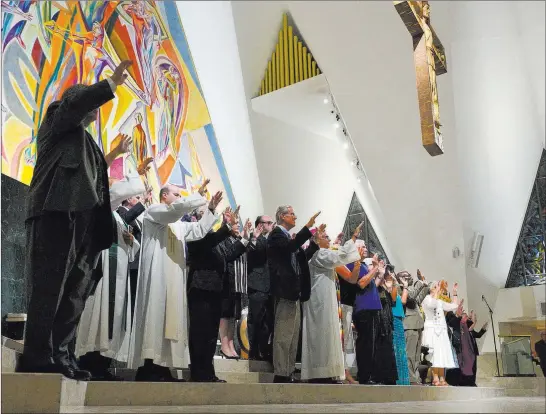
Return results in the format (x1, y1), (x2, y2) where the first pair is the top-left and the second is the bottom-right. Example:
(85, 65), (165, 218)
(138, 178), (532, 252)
(394, 1), (447, 156)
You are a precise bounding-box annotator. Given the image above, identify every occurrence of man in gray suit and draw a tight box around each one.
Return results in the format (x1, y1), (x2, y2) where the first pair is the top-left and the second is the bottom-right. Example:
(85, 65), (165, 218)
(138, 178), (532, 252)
(18, 60), (133, 380)
(398, 270), (430, 385)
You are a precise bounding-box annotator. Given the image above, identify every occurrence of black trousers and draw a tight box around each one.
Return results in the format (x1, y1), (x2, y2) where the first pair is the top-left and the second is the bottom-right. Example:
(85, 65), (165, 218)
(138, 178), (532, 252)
(353, 309), (380, 383)
(23, 211), (100, 367)
(129, 268), (139, 322)
(188, 288), (222, 381)
(247, 289), (274, 360)
(23, 210), (100, 366)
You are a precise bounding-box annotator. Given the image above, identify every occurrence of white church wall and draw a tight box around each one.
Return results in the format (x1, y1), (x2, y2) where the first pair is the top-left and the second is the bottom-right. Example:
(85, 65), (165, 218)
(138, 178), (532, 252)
(231, 1), (400, 264)
(176, 1), (264, 220)
(448, 1), (545, 352)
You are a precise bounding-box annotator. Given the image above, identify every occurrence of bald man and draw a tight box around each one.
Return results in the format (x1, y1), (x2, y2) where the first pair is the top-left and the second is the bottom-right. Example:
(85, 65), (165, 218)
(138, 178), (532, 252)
(127, 183), (223, 382)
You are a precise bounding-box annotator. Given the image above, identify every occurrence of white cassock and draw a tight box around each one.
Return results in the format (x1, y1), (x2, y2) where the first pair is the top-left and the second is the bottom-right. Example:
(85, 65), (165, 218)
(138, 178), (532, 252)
(127, 194), (218, 369)
(75, 174), (145, 361)
(301, 239), (360, 380)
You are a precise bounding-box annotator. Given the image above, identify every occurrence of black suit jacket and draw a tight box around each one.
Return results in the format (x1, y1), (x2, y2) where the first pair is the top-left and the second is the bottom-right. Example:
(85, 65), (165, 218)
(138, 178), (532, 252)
(117, 203), (146, 270)
(26, 79), (116, 252)
(187, 224), (247, 293)
(267, 226), (318, 302)
(247, 235), (270, 293)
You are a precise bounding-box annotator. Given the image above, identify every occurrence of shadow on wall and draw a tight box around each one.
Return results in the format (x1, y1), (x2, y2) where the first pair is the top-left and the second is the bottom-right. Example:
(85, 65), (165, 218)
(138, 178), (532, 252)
(1, 174), (28, 324)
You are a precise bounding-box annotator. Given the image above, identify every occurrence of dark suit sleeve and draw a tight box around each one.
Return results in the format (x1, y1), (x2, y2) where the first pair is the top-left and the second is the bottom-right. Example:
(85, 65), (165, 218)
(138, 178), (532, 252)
(188, 223), (231, 252)
(305, 241), (320, 260)
(268, 226), (313, 252)
(223, 239), (248, 262)
(117, 203), (145, 225)
(51, 79), (115, 134)
(472, 328), (486, 339)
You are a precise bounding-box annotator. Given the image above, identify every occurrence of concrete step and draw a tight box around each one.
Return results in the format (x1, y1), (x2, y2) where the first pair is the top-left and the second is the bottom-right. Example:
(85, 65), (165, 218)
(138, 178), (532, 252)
(1, 373), (86, 413)
(477, 376), (546, 396)
(59, 397), (546, 413)
(1, 372), (509, 412)
(112, 368), (274, 383)
(83, 382), (505, 407)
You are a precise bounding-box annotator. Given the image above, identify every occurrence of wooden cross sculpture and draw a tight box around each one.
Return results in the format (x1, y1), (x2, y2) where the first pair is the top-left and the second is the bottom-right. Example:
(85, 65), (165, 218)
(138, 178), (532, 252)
(394, 1), (447, 156)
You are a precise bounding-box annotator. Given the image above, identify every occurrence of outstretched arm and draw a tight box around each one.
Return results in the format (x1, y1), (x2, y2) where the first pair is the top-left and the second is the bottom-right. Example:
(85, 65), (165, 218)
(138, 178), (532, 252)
(145, 194), (207, 225)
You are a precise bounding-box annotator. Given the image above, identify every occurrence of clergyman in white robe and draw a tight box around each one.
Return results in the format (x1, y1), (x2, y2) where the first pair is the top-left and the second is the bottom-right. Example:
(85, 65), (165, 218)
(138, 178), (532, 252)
(75, 174), (146, 363)
(127, 194), (218, 370)
(301, 239), (360, 380)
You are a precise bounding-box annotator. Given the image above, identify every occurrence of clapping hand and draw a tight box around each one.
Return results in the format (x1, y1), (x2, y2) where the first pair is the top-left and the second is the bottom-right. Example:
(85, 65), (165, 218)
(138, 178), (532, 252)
(306, 211), (321, 228)
(223, 207), (235, 225)
(198, 179), (210, 197)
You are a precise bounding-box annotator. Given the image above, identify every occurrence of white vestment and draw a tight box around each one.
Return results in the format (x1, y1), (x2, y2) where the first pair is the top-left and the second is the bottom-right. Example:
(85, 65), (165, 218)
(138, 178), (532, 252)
(75, 178), (144, 362)
(301, 240), (360, 380)
(421, 295), (459, 369)
(127, 194), (218, 369)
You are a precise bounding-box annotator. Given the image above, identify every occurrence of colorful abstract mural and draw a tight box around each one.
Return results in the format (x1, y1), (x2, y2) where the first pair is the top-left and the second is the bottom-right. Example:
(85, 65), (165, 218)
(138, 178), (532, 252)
(1, 0), (235, 207)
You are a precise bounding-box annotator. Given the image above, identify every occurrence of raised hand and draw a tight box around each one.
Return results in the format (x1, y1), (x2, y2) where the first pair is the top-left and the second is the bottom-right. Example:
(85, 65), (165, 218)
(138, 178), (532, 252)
(242, 219), (252, 239)
(234, 205), (241, 219)
(223, 207), (234, 225)
(371, 253), (379, 267)
(254, 223), (265, 239)
(198, 179), (210, 197)
(358, 246), (366, 259)
(334, 232), (344, 245)
(306, 211), (321, 228)
(401, 277), (409, 288)
(453, 282), (459, 295)
(208, 191), (223, 212)
(352, 221), (365, 240)
(137, 157), (154, 175)
(114, 134), (132, 155)
(144, 187), (153, 203)
(482, 321), (489, 331)
(417, 269), (424, 281)
(111, 60), (133, 85)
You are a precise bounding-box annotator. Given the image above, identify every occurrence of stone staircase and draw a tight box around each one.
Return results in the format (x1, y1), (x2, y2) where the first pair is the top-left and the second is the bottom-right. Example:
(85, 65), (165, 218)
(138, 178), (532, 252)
(1, 337), (543, 413)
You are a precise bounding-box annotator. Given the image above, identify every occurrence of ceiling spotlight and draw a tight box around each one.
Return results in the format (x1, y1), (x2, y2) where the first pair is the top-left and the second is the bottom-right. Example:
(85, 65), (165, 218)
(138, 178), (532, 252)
(323, 98), (329, 104)
(334, 122), (340, 129)
(343, 142), (349, 149)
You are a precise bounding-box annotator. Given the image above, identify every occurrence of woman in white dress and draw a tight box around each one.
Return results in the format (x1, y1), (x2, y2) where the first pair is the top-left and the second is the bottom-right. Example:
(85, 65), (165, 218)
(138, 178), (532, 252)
(421, 280), (463, 386)
(301, 222), (364, 383)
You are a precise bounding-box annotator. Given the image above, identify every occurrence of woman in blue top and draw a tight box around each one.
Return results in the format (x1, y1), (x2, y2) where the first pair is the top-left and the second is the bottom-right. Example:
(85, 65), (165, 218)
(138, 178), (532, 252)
(390, 272), (410, 385)
(342, 244), (398, 384)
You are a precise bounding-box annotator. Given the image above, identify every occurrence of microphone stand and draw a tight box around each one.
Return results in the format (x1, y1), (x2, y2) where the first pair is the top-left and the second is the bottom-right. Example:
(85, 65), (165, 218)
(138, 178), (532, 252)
(482, 295), (501, 377)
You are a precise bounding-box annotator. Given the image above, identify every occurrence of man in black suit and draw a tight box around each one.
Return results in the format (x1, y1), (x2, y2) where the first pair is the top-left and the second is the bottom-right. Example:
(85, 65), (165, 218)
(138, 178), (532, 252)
(19, 61), (133, 380)
(247, 215), (275, 361)
(187, 209), (248, 382)
(268, 206), (321, 383)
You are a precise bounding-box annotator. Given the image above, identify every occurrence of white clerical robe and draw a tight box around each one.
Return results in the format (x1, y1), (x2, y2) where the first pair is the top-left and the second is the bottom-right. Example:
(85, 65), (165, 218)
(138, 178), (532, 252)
(75, 212), (140, 361)
(127, 194), (218, 369)
(75, 176), (145, 361)
(301, 240), (360, 380)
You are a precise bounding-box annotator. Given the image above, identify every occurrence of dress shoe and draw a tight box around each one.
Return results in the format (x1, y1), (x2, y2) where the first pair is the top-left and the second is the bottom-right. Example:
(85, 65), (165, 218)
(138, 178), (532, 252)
(190, 377), (226, 383)
(17, 359), (91, 381)
(219, 350), (238, 360)
(273, 375), (293, 383)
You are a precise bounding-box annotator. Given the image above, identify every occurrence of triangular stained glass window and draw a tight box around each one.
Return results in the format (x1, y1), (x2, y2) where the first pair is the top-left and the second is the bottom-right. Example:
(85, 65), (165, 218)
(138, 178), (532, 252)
(341, 193), (389, 263)
(506, 150), (546, 287)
